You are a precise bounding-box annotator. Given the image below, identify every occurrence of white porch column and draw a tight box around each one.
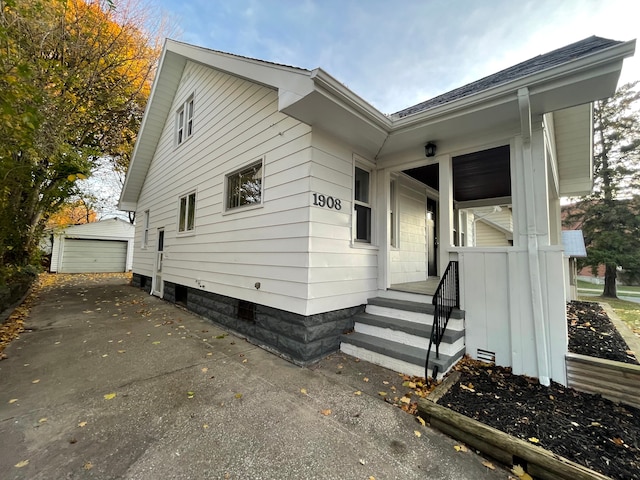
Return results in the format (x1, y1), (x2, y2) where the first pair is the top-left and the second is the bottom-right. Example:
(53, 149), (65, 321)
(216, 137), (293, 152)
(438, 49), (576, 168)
(437, 154), (453, 276)
(377, 168), (391, 290)
(515, 87), (552, 386)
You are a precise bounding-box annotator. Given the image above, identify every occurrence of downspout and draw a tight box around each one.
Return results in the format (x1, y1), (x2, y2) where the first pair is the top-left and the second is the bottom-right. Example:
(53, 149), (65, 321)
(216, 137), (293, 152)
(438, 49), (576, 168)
(517, 87), (551, 386)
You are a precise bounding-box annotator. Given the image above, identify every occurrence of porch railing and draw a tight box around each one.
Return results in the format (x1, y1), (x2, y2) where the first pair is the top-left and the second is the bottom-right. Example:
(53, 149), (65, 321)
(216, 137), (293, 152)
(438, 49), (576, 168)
(425, 260), (459, 380)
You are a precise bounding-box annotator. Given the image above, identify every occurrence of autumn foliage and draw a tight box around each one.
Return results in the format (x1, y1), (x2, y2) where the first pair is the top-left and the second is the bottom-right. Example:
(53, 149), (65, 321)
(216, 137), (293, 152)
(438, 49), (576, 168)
(0, 0), (166, 274)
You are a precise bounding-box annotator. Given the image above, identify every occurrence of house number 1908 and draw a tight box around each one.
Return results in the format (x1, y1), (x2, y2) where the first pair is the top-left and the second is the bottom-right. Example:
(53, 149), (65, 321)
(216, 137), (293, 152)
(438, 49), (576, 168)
(312, 193), (341, 210)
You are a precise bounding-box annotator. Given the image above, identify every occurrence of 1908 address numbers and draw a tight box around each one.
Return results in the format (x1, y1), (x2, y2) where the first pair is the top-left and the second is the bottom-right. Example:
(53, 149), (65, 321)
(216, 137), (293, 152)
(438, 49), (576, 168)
(312, 193), (342, 210)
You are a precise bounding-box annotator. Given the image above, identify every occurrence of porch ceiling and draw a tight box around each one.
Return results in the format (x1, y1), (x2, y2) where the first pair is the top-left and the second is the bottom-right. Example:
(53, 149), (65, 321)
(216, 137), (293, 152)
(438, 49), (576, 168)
(405, 145), (511, 202)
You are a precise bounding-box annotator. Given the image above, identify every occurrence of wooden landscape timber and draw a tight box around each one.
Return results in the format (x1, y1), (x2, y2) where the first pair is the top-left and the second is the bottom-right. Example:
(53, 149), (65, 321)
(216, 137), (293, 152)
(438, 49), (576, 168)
(418, 396), (613, 480)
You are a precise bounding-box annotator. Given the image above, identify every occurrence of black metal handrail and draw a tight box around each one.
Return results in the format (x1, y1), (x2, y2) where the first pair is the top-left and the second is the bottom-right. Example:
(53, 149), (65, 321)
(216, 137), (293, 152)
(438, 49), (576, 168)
(425, 260), (459, 380)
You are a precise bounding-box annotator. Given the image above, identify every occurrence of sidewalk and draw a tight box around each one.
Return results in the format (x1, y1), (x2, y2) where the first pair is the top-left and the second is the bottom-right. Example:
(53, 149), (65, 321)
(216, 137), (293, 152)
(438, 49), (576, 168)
(0, 274), (509, 479)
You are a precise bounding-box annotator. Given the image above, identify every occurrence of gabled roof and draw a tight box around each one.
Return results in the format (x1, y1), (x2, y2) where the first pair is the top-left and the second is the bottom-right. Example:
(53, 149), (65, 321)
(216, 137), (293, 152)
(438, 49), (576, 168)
(119, 36), (635, 211)
(392, 36), (622, 119)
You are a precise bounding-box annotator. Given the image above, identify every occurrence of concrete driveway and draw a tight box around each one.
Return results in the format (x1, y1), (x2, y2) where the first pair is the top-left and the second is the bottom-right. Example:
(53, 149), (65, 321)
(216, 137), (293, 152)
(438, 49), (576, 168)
(0, 274), (509, 479)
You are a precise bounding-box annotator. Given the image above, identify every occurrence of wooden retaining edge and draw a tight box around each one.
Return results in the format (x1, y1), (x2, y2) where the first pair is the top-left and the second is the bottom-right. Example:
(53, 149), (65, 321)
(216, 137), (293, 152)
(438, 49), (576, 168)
(418, 398), (612, 480)
(566, 352), (640, 409)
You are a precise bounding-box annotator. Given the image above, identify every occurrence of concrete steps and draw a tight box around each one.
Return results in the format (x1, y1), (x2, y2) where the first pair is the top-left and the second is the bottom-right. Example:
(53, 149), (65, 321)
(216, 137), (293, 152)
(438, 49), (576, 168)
(341, 296), (465, 380)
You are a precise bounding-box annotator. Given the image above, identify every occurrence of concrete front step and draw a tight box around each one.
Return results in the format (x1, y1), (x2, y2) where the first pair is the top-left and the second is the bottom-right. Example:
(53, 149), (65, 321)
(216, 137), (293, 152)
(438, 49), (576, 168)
(365, 297), (465, 332)
(353, 312), (465, 356)
(376, 289), (434, 303)
(340, 332), (465, 380)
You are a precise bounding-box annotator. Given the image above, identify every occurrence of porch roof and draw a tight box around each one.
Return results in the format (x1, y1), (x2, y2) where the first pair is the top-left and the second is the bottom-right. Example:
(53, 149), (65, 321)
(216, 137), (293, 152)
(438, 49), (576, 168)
(391, 36), (622, 119)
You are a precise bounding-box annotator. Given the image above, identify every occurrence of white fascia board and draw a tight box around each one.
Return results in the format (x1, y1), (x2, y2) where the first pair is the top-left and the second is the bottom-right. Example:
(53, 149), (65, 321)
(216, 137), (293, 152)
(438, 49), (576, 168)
(119, 200), (137, 212)
(120, 43), (186, 208)
(168, 40), (315, 100)
(391, 39), (635, 131)
(309, 69), (392, 130)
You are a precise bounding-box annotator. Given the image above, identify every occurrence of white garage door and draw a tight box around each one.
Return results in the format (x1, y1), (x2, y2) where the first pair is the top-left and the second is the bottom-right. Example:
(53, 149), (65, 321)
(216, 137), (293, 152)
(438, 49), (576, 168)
(60, 239), (127, 273)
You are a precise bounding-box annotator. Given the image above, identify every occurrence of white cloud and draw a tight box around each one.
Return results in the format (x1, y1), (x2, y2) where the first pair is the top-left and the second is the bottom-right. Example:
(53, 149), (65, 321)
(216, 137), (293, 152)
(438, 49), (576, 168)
(156, 0), (640, 112)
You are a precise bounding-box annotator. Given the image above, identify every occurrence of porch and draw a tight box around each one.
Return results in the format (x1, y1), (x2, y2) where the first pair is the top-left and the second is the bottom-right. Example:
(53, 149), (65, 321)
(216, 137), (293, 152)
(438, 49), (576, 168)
(341, 269), (464, 380)
(389, 277), (440, 296)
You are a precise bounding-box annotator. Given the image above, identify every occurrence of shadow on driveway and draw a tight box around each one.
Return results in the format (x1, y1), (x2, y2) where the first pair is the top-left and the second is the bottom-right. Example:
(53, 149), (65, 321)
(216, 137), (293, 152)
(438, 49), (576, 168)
(0, 273), (509, 479)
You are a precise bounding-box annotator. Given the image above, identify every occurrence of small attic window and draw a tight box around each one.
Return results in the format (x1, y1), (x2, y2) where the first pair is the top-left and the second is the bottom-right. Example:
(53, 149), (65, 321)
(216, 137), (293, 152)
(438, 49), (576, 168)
(176, 94), (194, 146)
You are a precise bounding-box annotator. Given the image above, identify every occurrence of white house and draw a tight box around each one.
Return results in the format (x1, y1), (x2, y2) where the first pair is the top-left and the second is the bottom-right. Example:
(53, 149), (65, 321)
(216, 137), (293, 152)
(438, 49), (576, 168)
(119, 36), (635, 385)
(50, 218), (135, 273)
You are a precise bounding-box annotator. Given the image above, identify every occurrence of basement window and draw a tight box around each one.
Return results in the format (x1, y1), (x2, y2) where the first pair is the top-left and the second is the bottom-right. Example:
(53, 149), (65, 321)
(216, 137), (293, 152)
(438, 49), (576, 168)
(175, 284), (188, 307)
(237, 300), (256, 323)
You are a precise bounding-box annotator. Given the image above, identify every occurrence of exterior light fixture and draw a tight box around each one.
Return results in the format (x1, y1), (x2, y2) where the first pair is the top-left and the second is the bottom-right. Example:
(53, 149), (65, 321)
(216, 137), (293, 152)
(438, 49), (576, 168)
(424, 142), (437, 158)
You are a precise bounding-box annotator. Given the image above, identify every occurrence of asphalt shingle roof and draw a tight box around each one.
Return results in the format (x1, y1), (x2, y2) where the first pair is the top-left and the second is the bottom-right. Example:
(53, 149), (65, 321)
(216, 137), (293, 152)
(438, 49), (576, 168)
(392, 36), (622, 119)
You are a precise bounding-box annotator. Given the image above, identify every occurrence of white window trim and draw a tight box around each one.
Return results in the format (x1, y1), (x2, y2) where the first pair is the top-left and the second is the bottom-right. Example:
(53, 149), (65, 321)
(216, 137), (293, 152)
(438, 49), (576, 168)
(222, 157), (265, 215)
(176, 93), (195, 147)
(352, 154), (376, 247)
(142, 210), (150, 249)
(390, 175), (399, 249)
(177, 190), (197, 235)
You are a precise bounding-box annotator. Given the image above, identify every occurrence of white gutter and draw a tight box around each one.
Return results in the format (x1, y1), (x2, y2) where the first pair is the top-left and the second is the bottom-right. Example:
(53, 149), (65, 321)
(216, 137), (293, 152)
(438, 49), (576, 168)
(518, 87), (551, 387)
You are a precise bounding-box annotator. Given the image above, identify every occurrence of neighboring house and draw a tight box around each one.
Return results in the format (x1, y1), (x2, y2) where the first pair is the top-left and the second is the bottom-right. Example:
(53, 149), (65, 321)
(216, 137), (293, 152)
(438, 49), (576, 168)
(119, 36), (635, 386)
(459, 206), (513, 247)
(50, 218), (135, 273)
(561, 230), (588, 301)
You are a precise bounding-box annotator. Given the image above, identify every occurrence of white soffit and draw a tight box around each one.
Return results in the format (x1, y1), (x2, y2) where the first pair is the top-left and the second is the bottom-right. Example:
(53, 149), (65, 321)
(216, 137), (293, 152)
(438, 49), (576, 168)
(554, 104), (593, 197)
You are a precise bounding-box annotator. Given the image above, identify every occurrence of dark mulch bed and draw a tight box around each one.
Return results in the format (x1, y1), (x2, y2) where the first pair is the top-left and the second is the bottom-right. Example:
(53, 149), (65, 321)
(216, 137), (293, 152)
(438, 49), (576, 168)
(437, 302), (640, 479)
(568, 300), (638, 364)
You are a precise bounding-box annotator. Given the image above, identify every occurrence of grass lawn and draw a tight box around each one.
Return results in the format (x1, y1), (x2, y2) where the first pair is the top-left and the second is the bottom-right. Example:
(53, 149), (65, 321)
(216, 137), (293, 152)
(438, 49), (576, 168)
(578, 295), (640, 336)
(577, 279), (640, 297)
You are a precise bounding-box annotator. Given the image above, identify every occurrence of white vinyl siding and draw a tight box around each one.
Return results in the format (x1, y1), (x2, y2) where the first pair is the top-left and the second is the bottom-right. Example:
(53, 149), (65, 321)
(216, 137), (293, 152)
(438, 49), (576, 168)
(132, 61), (313, 314)
(475, 221), (511, 246)
(389, 176), (428, 284)
(306, 130), (378, 314)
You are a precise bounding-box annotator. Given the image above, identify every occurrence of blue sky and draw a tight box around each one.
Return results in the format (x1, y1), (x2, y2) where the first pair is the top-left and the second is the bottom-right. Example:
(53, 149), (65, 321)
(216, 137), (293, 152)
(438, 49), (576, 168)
(155, 0), (639, 114)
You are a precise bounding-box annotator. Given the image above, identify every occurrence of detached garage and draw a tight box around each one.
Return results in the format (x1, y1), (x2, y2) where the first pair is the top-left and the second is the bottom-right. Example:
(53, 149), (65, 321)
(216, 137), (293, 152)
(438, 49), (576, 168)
(50, 218), (135, 273)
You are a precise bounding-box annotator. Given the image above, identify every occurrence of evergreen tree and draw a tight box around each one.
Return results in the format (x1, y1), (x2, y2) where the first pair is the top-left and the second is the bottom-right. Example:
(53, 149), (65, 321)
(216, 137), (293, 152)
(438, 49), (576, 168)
(566, 81), (640, 298)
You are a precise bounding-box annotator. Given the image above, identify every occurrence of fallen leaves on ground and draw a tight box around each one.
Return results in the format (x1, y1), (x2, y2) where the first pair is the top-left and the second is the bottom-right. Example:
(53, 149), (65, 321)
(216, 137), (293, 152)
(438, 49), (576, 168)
(14, 459), (29, 468)
(234, 393), (242, 399)
(103, 393), (116, 400)
(512, 465), (533, 480)
(300, 388), (308, 395)
(414, 430), (421, 437)
(482, 460), (496, 470)
(320, 409), (331, 416)
(454, 444), (468, 452)
(78, 421), (87, 427)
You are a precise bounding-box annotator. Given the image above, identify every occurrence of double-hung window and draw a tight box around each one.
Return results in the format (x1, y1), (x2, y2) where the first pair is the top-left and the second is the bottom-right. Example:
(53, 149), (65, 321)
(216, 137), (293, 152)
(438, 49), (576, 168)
(354, 165), (372, 243)
(226, 160), (263, 211)
(178, 192), (196, 233)
(176, 94), (194, 146)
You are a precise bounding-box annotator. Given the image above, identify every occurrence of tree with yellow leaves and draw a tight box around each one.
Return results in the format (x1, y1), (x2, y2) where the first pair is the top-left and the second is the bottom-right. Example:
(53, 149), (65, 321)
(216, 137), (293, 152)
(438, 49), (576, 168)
(0, 0), (169, 273)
